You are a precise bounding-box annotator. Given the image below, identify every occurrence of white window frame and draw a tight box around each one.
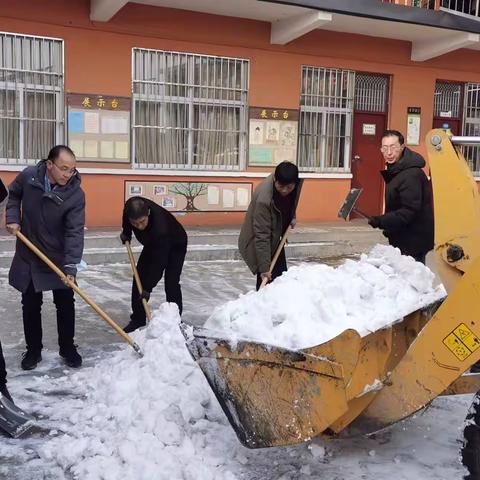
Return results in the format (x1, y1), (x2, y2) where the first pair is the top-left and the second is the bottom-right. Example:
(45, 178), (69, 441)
(462, 82), (480, 174)
(0, 32), (64, 165)
(298, 66), (355, 173)
(132, 48), (249, 171)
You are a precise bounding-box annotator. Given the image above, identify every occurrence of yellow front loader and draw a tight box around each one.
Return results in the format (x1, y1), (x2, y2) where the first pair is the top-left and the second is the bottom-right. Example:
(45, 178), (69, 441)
(183, 129), (480, 449)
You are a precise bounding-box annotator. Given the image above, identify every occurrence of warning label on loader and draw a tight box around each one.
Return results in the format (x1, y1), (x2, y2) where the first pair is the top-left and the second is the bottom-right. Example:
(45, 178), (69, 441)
(443, 323), (480, 361)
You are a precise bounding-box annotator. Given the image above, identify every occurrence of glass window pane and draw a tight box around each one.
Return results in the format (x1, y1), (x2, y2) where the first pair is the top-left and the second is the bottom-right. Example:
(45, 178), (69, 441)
(133, 49), (248, 170)
(0, 33), (63, 164)
(298, 66), (354, 172)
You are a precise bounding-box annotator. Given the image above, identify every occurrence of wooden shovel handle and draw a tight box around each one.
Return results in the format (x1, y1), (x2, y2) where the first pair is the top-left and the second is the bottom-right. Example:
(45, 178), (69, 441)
(259, 226), (292, 290)
(16, 231), (142, 356)
(125, 242), (152, 322)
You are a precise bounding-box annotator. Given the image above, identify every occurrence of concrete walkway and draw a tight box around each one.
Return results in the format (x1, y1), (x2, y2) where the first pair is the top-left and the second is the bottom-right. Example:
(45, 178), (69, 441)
(0, 220), (387, 266)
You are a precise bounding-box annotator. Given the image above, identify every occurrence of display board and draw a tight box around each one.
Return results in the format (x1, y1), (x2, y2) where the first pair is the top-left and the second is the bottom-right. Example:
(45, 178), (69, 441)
(67, 93), (131, 163)
(125, 181), (252, 212)
(249, 107), (298, 166)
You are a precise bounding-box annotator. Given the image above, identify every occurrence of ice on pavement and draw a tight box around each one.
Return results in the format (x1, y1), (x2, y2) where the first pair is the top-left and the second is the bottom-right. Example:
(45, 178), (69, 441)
(204, 245), (446, 349)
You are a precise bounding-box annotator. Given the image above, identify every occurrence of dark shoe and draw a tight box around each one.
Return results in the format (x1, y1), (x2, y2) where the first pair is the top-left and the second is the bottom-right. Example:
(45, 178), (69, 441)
(0, 384), (13, 403)
(123, 320), (145, 334)
(59, 345), (82, 368)
(21, 350), (42, 371)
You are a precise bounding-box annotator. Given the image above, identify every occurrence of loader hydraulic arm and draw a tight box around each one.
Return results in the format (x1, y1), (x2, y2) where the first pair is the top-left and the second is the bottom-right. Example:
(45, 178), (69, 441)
(426, 130), (480, 293)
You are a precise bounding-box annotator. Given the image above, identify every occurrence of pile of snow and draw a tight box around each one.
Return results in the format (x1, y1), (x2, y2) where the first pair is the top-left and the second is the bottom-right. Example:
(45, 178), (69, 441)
(39, 304), (240, 480)
(204, 245), (446, 350)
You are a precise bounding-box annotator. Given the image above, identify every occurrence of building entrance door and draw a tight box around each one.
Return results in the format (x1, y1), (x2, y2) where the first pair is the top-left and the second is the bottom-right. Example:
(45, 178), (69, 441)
(351, 73), (390, 217)
(351, 112), (387, 216)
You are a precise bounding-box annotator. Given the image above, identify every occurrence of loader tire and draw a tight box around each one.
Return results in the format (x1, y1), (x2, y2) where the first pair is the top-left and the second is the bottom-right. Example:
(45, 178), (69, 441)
(462, 391), (480, 479)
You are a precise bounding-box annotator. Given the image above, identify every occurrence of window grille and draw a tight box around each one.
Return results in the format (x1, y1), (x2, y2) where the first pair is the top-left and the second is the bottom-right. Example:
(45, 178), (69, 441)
(354, 74), (389, 113)
(298, 66), (355, 172)
(132, 48), (249, 170)
(434, 81), (462, 118)
(463, 83), (480, 174)
(0, 32), (64, 164)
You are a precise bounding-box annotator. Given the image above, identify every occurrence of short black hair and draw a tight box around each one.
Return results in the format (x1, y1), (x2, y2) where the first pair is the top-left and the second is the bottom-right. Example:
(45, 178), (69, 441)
(381, 130), (405, 145)
(47, 145), (75, 162)
(125, 197), (149, 220)
(274, 161), (299, 185)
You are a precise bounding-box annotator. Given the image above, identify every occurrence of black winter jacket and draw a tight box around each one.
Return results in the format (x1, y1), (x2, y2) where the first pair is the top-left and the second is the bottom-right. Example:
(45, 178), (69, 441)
(377, 148), (434, 257)
(121, 197), (187, 291)
(6, 161), (85, 293)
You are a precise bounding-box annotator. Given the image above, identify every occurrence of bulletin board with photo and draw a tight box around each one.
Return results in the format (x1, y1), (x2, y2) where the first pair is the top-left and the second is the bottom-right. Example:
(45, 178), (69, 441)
(67, 93), (131, 163)
(249, 107), (299, 166)
(125, 181), (253, 212)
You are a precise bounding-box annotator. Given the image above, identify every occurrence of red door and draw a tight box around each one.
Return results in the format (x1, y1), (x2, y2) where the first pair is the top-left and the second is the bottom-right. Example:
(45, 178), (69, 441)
(433, 117), (461, 135)
(351, 112), (387, 217)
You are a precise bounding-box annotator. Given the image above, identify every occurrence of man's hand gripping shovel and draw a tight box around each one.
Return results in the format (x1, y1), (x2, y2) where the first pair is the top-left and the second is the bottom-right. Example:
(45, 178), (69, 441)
(15, 231), (143, 357)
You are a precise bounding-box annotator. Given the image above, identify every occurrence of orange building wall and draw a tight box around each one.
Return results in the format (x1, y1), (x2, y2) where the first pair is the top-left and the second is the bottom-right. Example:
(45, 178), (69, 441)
(1, 1), (480, 226)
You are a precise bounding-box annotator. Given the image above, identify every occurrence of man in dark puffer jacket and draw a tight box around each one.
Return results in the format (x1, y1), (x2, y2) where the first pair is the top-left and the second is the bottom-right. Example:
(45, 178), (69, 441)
(368, 130), (434, 264)
(6, 146), (85, 370)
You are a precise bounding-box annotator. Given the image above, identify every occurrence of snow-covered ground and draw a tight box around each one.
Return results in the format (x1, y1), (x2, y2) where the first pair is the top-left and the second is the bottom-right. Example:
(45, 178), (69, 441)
(0, 252), (472, 479)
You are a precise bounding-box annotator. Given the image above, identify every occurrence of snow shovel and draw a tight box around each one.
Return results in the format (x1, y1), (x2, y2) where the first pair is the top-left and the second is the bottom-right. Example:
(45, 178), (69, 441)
(15, 231), (143, 357)
(338, 188), (371, 220)
(259, 226), (292, 290)
(125, 241), (152, 322)
(0, 393), (35, 438)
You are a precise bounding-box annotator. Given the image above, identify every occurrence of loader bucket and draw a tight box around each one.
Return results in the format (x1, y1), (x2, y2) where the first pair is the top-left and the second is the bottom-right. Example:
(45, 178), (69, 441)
(183, 327), (358, 448)
(181, 300), (445, 448)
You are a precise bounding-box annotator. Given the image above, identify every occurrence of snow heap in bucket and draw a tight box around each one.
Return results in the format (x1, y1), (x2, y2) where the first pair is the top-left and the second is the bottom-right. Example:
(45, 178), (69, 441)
(204, 245), (446, 350)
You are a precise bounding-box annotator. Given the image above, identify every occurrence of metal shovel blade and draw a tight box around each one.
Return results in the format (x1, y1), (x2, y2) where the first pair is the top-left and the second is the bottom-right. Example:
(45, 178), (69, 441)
(338, 188), (363, 220)
(0, 394), (35, 438)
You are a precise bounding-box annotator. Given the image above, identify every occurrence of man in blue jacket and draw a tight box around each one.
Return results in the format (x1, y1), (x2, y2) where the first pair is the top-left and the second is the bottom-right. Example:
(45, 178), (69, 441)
(6, 146), (85, 370)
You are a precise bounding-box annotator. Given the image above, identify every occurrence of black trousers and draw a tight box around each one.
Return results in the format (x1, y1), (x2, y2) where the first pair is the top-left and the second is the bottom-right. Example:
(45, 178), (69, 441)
(0, 341), (6, 386)
(256, 247), (287, 291)
(21, 281), (75, 352)
(131, 244), (187, 325)
(412, 253), (426, 264)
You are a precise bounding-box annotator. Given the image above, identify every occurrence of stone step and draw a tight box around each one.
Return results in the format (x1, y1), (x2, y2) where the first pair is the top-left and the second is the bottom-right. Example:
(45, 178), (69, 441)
(0, 225), (380, 253)
(0, 238), (381, 268)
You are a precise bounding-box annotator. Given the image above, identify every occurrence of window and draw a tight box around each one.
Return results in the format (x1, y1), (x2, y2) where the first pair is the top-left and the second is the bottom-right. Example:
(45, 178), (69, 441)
(298, 66), (355, 172)
(434, 81), (462, 118)
(463, 83), (480, 174)
(355, 73), (389, 113)
(0, 32), (64, 164)
(132, 49), (249, 170)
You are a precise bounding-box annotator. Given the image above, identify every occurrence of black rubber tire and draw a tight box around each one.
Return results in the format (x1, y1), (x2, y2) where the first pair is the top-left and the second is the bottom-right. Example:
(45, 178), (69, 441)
(462, 390), (480, 479)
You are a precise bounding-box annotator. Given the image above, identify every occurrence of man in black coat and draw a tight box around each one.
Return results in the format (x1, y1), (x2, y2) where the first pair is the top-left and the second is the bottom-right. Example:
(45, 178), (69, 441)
(6, 146), (85, 370)
(0, 176), (13, 401)
(120, 196), (188, 333)
(368, 130), (434, 264)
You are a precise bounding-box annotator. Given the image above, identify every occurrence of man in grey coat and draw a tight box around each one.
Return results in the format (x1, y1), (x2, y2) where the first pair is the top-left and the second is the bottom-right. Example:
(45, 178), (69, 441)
(6, 146), (85, 370)
(238, 161), (301, 290)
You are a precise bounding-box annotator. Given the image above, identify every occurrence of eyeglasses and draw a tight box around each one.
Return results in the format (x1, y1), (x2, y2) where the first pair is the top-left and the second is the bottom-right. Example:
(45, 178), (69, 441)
(51, 162), (77, 176)
(380, 144), (402, 153)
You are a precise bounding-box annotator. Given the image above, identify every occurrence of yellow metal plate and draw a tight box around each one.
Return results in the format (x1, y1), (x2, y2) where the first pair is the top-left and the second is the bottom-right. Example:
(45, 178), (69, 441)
(443, 323), (480, 361)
